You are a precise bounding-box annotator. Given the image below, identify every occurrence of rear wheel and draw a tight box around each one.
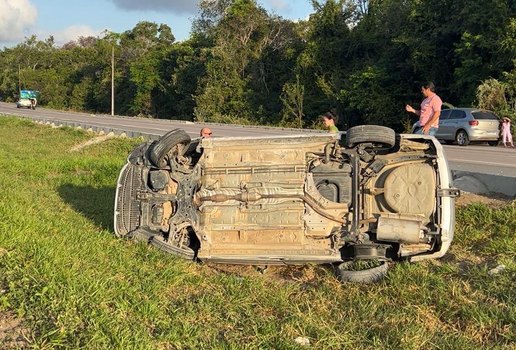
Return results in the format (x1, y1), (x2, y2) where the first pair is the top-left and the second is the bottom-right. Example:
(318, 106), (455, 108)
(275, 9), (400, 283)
(455, 130), (470, 146)
(346, 125), (395, 148)
(336, 260), (389, 283)
(488, 140), (499, 146)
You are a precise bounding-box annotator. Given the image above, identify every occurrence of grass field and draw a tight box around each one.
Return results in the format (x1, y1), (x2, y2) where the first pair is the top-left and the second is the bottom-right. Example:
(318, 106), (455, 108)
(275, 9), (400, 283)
(0, 116), (514, 349)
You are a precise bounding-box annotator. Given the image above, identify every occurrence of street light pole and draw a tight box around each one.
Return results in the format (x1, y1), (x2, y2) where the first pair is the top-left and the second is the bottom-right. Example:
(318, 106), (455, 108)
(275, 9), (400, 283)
(111, 45), (114, 116)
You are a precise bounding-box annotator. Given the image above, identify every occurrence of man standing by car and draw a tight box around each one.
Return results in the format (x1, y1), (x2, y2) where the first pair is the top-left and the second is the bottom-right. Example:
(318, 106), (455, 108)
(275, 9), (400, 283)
(405, 82), (442, 136)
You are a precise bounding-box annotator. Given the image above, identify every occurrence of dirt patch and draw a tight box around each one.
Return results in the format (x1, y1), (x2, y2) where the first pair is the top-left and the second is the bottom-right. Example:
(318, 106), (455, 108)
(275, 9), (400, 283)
(70, 133), (116, 152)
(205, 263), (330, 285)
(456, 191), (513, 208)
(0, 311), (30, 349)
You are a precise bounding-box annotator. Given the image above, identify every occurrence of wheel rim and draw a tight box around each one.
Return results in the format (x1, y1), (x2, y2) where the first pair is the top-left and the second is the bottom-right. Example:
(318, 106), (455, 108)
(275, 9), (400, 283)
(457, 132), (466, 145)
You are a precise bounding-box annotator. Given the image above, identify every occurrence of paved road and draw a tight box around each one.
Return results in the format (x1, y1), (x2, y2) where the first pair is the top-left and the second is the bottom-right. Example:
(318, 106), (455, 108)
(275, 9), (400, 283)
(0, 102), (303, 138)
(1, 102), (515, 178)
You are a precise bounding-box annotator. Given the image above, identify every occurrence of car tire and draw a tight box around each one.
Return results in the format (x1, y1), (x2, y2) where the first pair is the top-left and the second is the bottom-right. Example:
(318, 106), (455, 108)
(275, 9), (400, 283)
(488, 140), (499, 146)
(346, 125), (395, 148)
(455, 130), (470, 146)
(336, 261), (389, 283)
(147, 129), (191, 168)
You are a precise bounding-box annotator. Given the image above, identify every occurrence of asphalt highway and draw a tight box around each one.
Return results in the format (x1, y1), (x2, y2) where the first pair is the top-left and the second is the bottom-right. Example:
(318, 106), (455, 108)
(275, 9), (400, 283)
(1, 101), (515, 178)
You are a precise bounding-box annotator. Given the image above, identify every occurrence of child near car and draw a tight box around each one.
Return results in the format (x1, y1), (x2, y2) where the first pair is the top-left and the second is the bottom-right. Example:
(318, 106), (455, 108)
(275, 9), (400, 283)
(501, 118), (514, 147)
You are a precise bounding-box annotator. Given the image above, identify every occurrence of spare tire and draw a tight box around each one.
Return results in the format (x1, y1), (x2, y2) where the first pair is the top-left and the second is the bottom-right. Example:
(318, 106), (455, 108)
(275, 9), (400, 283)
(336, 260), (389, 283)
(147, 129), (191, 168)
(346, 125), (395, 148)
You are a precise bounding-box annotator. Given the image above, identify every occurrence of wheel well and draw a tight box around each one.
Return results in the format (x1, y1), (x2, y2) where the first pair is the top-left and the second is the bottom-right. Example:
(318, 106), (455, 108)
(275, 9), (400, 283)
(189, 228), (201, 259)
(455, 129), (468, 137)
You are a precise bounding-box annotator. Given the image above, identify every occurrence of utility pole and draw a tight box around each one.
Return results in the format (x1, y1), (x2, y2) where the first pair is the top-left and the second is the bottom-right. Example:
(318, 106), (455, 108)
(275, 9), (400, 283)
(18, 64), (21, 94)
(111, 45), (115, 116)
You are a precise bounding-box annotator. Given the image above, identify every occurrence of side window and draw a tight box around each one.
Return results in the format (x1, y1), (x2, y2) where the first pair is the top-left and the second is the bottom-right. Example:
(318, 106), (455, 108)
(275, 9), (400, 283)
(471, 111), (499, 120)
(449, 110), (466, 120)
(439, 109), (451, 120)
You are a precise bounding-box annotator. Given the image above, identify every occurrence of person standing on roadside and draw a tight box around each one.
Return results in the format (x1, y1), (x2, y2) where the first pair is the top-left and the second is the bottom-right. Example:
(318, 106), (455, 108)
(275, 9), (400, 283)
(322, 112), (339, 133)
(405, 82), (442, 136)
(501, 117), (514, 147)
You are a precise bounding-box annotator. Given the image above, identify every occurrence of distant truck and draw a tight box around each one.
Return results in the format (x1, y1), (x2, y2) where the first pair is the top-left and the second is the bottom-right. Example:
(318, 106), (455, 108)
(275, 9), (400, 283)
(16, 90), (40, 109)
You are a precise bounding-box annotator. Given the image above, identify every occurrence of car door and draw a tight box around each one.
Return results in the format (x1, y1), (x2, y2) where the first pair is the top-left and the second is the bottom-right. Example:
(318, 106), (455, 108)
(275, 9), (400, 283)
(446, 109), (467, 139)
(435, 109), (451, 139)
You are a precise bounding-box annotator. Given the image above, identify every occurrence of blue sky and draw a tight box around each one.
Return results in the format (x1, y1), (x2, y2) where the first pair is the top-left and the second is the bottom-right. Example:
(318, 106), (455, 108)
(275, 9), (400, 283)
(0, 0), (314, 48)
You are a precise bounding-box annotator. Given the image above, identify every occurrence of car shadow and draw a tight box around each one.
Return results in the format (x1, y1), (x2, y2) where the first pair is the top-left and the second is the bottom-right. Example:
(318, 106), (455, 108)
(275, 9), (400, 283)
(58, 184), (115, 232)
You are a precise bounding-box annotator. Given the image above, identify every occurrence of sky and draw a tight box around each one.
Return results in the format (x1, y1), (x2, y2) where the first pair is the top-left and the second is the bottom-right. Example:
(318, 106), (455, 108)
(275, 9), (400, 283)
(0, 0), (314, 48)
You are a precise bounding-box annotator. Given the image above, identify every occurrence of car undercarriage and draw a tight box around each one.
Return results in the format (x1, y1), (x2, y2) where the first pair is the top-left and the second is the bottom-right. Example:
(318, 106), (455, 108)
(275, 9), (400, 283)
(114, 126), (458, 282)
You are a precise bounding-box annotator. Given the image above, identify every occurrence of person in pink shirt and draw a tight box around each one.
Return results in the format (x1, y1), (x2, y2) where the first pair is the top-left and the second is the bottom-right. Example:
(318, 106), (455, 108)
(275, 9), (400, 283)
(405, 82), (442, 136)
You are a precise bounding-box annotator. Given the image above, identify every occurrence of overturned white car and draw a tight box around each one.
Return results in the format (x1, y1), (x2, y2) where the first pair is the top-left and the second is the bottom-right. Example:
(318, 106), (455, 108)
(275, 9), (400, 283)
(114, 125), (459, 282)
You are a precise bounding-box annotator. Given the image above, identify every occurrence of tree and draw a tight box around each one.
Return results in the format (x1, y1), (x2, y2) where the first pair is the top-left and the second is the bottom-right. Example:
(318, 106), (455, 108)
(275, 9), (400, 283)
(280, 75), (305, 128)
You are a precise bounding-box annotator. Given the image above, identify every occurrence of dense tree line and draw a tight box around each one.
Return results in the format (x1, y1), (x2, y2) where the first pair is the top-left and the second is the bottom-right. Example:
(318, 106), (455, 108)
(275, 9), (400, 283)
(0, 0), (515, 131)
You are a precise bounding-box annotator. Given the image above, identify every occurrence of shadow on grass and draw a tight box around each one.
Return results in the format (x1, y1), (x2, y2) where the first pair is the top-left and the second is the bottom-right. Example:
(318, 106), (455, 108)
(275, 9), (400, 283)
(58, 184), (115, 232)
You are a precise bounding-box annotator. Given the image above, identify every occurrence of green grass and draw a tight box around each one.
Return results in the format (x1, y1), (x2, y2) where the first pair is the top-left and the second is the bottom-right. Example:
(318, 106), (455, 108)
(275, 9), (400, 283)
(0, 116), (515, 349)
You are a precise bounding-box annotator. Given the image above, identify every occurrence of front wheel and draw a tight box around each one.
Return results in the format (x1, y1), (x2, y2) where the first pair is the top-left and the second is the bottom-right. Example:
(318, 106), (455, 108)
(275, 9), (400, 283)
(147, 129), (191, 169)
(455, 130), (470, 146)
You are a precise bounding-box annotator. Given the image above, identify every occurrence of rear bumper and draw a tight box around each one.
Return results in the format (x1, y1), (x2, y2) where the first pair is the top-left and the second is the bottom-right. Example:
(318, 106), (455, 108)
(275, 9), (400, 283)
(469, 128), (499, 141)
(16, 100), (33, 107)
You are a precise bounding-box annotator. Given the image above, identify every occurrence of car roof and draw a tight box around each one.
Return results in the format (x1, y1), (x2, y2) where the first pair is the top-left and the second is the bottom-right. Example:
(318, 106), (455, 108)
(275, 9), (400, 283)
(443, 107), (493, 113)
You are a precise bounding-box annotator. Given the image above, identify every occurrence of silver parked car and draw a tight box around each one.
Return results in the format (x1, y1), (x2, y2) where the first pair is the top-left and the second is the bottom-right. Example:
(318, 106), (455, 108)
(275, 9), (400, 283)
(114, 126), (459, 283)
(412, 108), (500, 146)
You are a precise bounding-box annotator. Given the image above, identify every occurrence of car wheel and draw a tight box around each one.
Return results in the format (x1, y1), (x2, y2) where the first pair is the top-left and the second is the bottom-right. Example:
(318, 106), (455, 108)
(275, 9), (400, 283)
(455, 130), (470, 146)
(488, 140), (499, 146)
(147, 129), (191, 169)
(336, 260), (389, 283)
(346, 125), (395, 148)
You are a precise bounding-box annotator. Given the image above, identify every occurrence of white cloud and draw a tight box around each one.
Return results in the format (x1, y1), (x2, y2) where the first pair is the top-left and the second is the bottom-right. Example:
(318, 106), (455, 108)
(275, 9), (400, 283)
(265, 0), (289, 11)
(110, 0), (199, 14)
(0, 0), (38, 42)
(50, 25), (99, 45)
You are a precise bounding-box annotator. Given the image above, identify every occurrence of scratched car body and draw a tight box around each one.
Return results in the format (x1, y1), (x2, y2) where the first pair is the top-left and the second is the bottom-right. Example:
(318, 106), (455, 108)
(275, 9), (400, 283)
(114, 126), (458, 282)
